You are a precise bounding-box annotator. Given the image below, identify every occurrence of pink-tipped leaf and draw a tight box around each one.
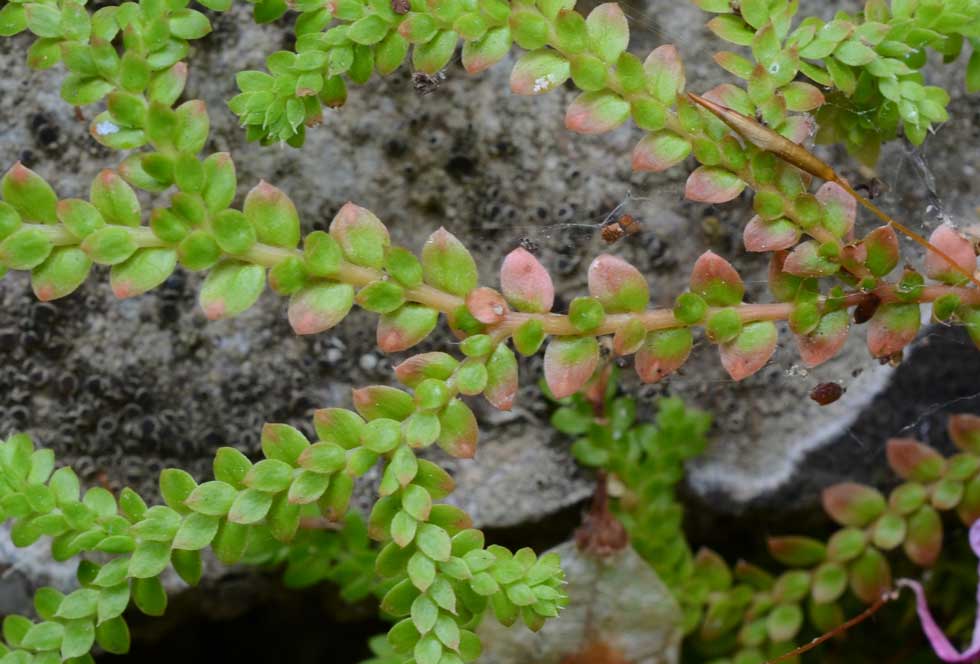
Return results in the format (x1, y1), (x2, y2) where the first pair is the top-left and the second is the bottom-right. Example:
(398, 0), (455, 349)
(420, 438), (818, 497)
(795, 310), (849, 368)
(684, 166), (746, 204)
(500, 247), (554, 313)
(587, 254), (649, 312)
(635, 328), (692, 383)
(719, 321), (777, 381)
(924, 225), (976, 285)
(743, 215), (800, 252)
(632, 130), (692, 172)
(544, 337), (599, 399)
(867, 303), (920, 358)
(690, 251), (744, 306)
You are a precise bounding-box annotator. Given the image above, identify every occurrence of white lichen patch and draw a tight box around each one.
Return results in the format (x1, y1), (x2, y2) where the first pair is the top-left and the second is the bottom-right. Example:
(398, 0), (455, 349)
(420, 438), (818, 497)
(532, 75), (554, 94)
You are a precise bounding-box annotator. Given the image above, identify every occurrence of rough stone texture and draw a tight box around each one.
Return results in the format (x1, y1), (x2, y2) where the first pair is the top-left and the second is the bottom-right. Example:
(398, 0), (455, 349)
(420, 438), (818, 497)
(477, 541), (682, 664)
(0, 0), (978, 642)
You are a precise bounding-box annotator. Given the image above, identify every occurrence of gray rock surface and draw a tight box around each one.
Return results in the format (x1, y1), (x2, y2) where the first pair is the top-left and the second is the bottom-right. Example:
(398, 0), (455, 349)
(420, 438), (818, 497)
(0, 0), (978, 626)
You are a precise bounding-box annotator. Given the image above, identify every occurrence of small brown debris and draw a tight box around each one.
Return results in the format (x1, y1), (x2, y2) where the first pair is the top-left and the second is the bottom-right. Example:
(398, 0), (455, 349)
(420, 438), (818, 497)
(412, 70), (446, 96)
(391, 0), (410, 13)
(853, 292), (881, 324)
(601, 214), (642, 244)
(518, 237), (540, 255)
(810, 382), (844, 406)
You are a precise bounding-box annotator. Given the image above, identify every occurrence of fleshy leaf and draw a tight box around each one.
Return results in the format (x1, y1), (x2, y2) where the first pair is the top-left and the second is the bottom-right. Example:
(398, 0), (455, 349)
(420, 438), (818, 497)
(394, 352), (458, 387)
(90, 169), (141, 227)
(867, 303), (920, 357)
(2, 162), (58, 223)
(904, 505), (942, 567)
(288, 282), (355, 335)
(924, 225), (976, 285)
(821, 482), (886, 527)
(782, 240), (839, 277)
(949, 415), (980, 455)
(437, 399), (478, 458)
(484, 343), (518, 410)
(634, 328), (692, 383)
(377, 304), (439, 352)
(466, 287), (508, 324)
(543, 337), (599, 399)
(643, 44), (684, 103)
(743, 215), (800, 252)
(864, 225), (900, 277)
(565, 91), (630, 135)
(461, 26), (512, 74)
(243, 181), (301, 248)
(199, 261), (266, 320)
(767, 536), (827, 567)
(613, 318), (646, 356)
(684, 166), (745, 204)
(690, 251), (744, 306)
(815, 182), (856, 239)
(329, 202), (390, 269)
(500, 247), (554, 313)
(421, 227), (478, 296)
(719, 321), (777, 381)
(585, 3), (628, 63)
(510, 50), (570, 95)
(632, 130), (691, 172)
(886, 438), (945, 482)
(110, 248), (177, 299)
(779, 114), (815, 144)
(795, 310), (849, 368)
(702, 83), (753, 116)
(781, 81), (825, 111)
(849, 548), (891, 603)
(587, 254), (648, 313)
(31, 247), (91, 301)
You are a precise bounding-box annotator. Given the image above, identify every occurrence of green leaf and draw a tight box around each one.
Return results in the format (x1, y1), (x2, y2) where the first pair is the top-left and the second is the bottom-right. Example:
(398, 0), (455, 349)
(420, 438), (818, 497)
(2, 162), (58, 223)
(421, 228), (477, 296)
(184, 480), (237, 516)
(129, 541), (171, 579)
(199, 260), (266, 320)
(243, 181), (301, 248)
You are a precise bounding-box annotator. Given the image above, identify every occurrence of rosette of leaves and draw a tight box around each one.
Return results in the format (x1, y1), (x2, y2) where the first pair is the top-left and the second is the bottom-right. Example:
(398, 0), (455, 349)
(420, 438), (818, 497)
(551, 389), (712, 625)
(696, 0), (980, 164)
(688, 414), (980, 663)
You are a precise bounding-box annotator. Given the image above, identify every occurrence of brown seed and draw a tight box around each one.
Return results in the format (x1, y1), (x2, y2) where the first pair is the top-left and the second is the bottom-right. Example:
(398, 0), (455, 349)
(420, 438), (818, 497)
(810, 382), (844, 406)
(391, 0), (410, 13)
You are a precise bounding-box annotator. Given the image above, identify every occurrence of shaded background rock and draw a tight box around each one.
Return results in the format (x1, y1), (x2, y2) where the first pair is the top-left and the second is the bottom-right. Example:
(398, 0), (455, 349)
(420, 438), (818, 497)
(0, 0), (979, 661)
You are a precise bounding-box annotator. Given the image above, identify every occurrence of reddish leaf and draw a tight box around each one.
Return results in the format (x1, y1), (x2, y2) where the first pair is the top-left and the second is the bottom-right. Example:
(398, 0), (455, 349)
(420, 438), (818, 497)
(886, 438), (946, 482)
(778, 114), (815, 144)
(864, 225), (900, 277)
(849, 548), (891, 603)
(565, 91), (630, 135)
(466, 287), (509, 324)
(719, 321), (777, 381)
(781, 81), (825, 112)
(376, 303), (439, 352)
(287, 283), (354, 335)
(702, 83), (753, 115)
(643, 44), (685, 102)
(634, 328), (692, 383)
(924, 224), (976, 285)
(815, 182), (856, 240)
(587, 254), (649, 312)
(867, 303), (920, 357)
(690, 251), (744, 306)
(613, 318), (646, 356)
(767, 536), (827, 567)
(632, 130), (692, 172)
(743, 215), (800, 252)
(795, 310), (849, 368)
(499, 247), (554, 313)
(393, 352), (457, 387)
(904, 505), (942, 567)
(949, 414), (980, 455)
(544, 337), (599, 399)
(684, 166), (746, 203)
(484, 343), (518, 410)
(437, 399), (478, 458)
(822, 482), (886, 527)
(782, 240), (839, 277)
